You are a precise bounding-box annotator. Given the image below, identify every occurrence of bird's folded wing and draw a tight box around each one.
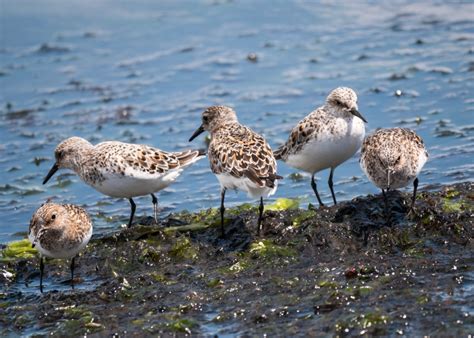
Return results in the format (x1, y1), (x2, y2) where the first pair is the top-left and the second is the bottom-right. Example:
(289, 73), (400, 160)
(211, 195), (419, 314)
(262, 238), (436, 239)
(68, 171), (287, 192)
(209, 129), (279, 188)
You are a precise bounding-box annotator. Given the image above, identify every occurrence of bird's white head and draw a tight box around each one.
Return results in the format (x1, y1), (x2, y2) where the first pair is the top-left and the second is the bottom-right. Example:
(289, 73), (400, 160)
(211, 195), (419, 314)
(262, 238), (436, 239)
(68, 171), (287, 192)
(43, 137), (93, 184)
(326, 87), (367, 123)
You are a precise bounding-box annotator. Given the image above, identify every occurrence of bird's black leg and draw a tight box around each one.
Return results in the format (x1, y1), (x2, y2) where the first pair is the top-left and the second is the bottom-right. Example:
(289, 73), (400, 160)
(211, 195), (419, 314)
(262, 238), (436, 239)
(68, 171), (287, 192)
(128, 198), (136, 228)
(410, 178), (419, 211)
(70, 257), (75, 290)
(40, 256), (44, 293)
(151, 193), (159, 224)
(328, 168), (337, 205)
(311, 173), (325, 207)
(257, 197), (264, 236)
(382, 189), (390, 223)
(220, 189), (226, 238)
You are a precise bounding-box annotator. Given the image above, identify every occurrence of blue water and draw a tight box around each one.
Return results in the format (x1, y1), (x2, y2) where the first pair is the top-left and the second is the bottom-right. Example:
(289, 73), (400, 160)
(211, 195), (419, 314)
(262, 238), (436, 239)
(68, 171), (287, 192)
(1, 0), (473, 243)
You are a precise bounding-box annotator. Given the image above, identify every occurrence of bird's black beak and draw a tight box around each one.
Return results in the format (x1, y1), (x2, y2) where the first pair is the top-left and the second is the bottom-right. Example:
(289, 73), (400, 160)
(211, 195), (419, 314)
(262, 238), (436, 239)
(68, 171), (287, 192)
(350, 108), (367, 123)
(189, 125), (205, 142)
(43, 163), (59, 184)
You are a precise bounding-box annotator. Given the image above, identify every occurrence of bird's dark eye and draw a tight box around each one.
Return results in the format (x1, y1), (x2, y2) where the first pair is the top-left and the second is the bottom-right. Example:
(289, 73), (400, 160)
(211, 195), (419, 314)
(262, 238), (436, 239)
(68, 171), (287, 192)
(51, 214), (56, 220)
(335, 99), (342, 106)
(203, 116), (209, 123)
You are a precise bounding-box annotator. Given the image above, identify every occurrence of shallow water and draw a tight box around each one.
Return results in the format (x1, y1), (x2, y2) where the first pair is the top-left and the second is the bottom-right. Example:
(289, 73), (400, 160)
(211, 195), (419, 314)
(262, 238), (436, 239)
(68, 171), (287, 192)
(0, 0), (473, 243)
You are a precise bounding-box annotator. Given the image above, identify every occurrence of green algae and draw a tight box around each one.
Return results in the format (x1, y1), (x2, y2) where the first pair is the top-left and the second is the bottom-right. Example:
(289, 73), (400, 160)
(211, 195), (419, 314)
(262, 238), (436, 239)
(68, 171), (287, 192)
(164, 223), (210, 233)
(227, 202), (257, 215)
(182, 207), (233, 228)
(224, 260), (250, 274)
(132, 318), (145, 326)
(443, 198), (465, 213)
(1, 183), (472, 336)
(207, 278), (224, 288)
(1, 239), (37, 261)
(404, 245), (425, 257)
(336, 311), (390, 334)
(291, 209), (317, 227)
(442, 187), (472, 213)
(445, 189), (460, 199)
(149, 272), (177, 285)
(139, 246), (163, 264)
(55, 306), (104, 335)
(64, 305), (94, 318)
(248, 240), (297, 259)
(166, 318), (197, 334)
(380, 229), (421, 250)
(317, 280), (338, 289)
(169, 237), (198, 260)
(353, 285), (373, 297)
(264, 198), (300, 211)
(358, 312), (389, 330)
(220, 240), (299, 275)
(416, 294), (430, 304)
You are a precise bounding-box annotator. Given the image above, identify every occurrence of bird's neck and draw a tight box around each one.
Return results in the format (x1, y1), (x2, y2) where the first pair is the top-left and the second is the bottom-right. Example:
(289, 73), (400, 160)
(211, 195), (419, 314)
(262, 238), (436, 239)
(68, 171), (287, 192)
(210, 120), (240, 135)
(69, 145), (95, 174)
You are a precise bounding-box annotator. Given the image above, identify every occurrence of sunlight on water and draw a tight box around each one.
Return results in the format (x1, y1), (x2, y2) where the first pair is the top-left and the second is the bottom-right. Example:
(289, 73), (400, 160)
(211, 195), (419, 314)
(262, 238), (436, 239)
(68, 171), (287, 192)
(0, 0), (473, 243)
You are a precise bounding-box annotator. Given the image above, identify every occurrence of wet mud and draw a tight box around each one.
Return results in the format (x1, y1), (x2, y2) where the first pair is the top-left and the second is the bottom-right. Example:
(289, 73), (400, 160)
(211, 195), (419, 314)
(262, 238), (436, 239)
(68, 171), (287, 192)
(1, 183), (472, 336)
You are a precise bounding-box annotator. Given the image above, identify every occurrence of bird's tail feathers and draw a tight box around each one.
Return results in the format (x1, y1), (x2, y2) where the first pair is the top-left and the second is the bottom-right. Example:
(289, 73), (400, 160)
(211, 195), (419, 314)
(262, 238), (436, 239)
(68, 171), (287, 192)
(273, 146), (285, 161)
(244, 168), (283, 189)
(176, 149), (206, 167)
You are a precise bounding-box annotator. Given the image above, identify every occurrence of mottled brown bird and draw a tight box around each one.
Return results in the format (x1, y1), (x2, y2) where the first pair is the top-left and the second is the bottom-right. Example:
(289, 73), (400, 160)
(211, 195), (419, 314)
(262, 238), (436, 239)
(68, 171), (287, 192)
(43, 137), (205, 227)
(189, 105), (282, 237)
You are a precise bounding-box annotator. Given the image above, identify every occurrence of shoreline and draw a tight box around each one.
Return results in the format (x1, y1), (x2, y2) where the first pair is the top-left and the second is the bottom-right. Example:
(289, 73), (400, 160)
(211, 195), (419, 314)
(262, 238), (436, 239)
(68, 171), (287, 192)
(1, 182), (473, 336)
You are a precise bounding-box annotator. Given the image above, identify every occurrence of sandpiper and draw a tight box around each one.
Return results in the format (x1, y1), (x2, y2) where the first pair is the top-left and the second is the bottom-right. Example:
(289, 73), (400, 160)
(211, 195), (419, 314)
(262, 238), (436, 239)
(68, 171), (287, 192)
(189, 105), (282, 237)
(360, 127), (428, 215)
(43, 137), (205, 227)
(274, 87), (367, 206)
(28, 201), (93, 292)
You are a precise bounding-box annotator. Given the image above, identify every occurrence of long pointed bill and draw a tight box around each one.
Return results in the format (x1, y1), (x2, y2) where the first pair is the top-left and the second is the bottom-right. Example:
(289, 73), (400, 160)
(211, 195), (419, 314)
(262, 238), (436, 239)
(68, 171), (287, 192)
(43, 163), (59, 184)
(350, 108), (367, 123)
(189, 125), (205, 142)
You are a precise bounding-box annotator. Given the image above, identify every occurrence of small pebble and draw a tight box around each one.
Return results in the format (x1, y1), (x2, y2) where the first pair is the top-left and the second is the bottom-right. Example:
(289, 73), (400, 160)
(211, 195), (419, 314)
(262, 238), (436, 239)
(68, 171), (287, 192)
(247, 53), (258, 62)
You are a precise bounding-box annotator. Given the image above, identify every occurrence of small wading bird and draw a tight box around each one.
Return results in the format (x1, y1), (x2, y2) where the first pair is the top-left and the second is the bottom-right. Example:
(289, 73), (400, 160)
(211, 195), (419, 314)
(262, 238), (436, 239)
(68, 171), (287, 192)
(274, 87), (367, 207)
(28, 201), (93, 292)
(43, 137), (204, 227)
(359, 127), (428, 218)
(189, 106), (282, 237)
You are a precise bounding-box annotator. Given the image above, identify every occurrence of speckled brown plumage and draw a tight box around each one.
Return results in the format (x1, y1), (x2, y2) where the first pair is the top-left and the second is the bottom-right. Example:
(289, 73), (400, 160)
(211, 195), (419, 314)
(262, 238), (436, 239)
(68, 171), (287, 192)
(273, 87), (366, 206)
(274, 87), (364, 162)
(200, 106), (281, 189)
(360, 128), (428, 190)
(50, 137), (204, 187)
(28, 202), (93, 259)
(28, 201), (93, 291)
(189, 105), (282, 237)
(43, 136), (205, 227)
(209, 122), (279, 189)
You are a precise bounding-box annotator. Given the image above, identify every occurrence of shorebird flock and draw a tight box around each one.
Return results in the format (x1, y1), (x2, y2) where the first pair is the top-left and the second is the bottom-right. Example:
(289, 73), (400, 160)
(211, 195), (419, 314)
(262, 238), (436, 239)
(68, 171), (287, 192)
(28, 87), (428, 291)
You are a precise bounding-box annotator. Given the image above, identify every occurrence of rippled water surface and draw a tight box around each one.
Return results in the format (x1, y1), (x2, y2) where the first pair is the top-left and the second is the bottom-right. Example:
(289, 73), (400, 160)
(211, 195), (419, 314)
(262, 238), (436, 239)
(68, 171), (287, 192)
(1, 0), (473, 243)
